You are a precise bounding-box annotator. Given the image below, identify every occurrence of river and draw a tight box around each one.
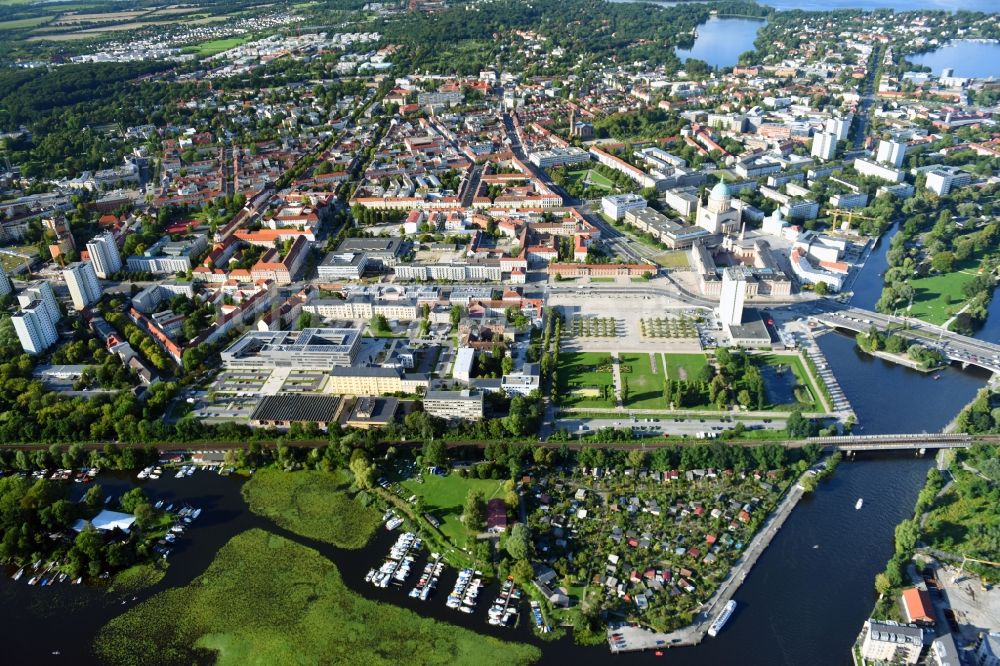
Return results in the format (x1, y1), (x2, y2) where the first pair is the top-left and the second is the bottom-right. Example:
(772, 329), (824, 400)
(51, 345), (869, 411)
(609, 0), (1000, 12)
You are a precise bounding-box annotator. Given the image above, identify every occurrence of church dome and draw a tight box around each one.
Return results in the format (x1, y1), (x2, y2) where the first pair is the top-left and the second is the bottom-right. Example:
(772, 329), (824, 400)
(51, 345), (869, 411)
(709, 181), (731, 200)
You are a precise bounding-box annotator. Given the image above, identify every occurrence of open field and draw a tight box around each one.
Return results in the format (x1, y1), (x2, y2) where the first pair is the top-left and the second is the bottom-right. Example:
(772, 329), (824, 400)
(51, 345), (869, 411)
(620, 352), (666, 409)
(906, 260), (984, 325)
(649, 250), (690, 268)
(242, 469), (381, 549)
(95, 529), (540, 666)
(557, 351), (617, 408)
(184, 36), (250, 56)
(662, 352), (710, 381)
(400, 473), (505, 545)
(0, 16), (52, 30)
(565, 167), (615, 190)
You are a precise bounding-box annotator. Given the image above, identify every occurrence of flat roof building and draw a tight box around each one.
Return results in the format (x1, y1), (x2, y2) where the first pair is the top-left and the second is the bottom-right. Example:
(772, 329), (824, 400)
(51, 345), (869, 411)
(249, 394), (343, 429)
(221, 328), (362, 370)
(423, 389), (484, 421)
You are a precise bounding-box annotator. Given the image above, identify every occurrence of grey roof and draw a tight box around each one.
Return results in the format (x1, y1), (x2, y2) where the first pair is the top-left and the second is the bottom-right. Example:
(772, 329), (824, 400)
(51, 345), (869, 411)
(250, 394), (342, 423)
(868, 621), (923, 645)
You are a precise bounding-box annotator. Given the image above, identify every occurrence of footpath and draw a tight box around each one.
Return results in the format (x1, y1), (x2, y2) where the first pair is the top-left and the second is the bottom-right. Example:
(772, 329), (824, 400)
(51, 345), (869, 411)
(609, 468), (811, 653)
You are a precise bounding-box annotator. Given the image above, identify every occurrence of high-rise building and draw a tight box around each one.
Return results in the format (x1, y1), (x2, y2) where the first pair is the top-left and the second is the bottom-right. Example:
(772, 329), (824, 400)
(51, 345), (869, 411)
(86, 231), (121, 279)
(12, 301), (58, 355)
(718, 267), (746, 327)
(876, 140), (906, 168)
(811, 132), (837, 161)
(64, 261), (102, 311)
(17, 280), (60, 328)
(0, 264), (10, 298)
(825, 116), (851, 142)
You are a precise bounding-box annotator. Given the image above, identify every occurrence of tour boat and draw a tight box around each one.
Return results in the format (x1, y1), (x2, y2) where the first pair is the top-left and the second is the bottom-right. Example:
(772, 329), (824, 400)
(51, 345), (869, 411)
(855, 497), (864, 510)
(12, 567), (24, 581)
(708, 600), (736, 637)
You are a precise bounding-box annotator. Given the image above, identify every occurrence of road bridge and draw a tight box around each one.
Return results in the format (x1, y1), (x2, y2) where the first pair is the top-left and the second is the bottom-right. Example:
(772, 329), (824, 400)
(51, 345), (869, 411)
(811, 304), (1000, 373)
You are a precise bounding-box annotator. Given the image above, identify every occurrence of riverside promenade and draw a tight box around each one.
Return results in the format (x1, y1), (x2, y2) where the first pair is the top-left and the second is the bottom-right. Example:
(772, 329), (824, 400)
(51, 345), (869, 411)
(608, 468), (812, 653)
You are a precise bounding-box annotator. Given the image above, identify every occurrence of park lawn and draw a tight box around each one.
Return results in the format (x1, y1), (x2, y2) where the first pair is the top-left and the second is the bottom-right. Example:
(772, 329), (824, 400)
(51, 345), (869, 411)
(662, 352), (710, 382)
(758, 353), (822, 412)
(95, 529), (540, 666)
(651, 250), (690, 268)
(242, 469), (381, 549)
(620, 352), (666, 409)
(591, 277), (615, 283)
(565, 168), (614, 190)
(906, 260), (983, 325)
(557, 351), (616, 408)
(400, 474), (506, 545)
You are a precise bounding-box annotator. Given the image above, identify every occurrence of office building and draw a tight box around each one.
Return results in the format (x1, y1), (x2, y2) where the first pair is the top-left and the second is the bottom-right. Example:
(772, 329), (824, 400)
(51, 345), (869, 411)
(423, 389), (484, 421)
(876, 139), (907, 168)
(17, 280), (60, 327)
(13, 301), (58, 354)
(811, 132), (837, 161)
(601, 193), (647, 221)
(86, 231), (122, 279)
(221, 328), (363, 370)
(718, 267), (746, 327)
(64, 261), (102, 311)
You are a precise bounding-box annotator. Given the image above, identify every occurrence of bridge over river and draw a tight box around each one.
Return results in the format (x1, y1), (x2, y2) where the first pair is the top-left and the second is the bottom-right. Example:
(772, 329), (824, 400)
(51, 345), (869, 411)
(811, 304), (1000, 373)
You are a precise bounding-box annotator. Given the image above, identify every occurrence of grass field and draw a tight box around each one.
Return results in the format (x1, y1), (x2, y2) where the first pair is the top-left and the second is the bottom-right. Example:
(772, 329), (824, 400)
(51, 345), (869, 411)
(0, 16), (51, 30)
(400, 474), (505, 545)
(566, 168), (615, 190)
(906, 260), (984, 325)
(620, 352), (666, 409)
(184, 36), (250, 57)
(95, 529), (540, 666)
(242, 469), (381, 549)
(556, 351), (616, 408)
(662, 353), (710, 381)
(650, 250), (690, 268)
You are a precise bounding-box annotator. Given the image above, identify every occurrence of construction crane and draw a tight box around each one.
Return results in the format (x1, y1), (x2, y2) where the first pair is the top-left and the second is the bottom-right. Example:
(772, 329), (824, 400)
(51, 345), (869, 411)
(823, 208), (878, 233)
(951, 554), (1000, 586)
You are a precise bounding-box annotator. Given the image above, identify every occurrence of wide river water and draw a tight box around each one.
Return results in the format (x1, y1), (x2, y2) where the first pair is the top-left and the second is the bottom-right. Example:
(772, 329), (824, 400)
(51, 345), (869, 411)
(1, 220), (994, 664)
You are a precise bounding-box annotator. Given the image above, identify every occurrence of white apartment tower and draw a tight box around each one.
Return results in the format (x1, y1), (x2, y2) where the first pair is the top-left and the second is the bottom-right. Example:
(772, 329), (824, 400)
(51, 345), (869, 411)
(12, 301), (58, 354)
(64, 261), (102, 311)
(86, 231), (121, 279)
(17, 280), (60, 328)
(718, 267), (746, 327)
(0, 264), (10, 298)
(876, 140), (906, 168)
(811, 132), (837, 161)
(825, 115), (851, 142)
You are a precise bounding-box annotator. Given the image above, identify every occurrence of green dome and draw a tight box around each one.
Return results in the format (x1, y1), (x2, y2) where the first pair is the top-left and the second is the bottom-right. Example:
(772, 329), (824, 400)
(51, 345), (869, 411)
(710, 181), (731, 199)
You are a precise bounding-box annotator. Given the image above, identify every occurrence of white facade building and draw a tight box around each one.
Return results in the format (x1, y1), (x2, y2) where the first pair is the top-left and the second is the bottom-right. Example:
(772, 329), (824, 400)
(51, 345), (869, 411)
(876, 139), (907, 168)
(64, 261), (102, 311)
(86, 231), (122, 279)
(17, 281), (59, 327)
(718, 267), (746, 326)
(13, 301), (58, 354)
(601, 193), (647, 221)
(811, 132), (837, 161)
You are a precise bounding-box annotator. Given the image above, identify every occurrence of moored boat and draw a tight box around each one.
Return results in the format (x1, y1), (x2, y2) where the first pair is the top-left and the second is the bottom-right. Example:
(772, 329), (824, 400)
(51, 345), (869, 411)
(708, 600), (736, 637)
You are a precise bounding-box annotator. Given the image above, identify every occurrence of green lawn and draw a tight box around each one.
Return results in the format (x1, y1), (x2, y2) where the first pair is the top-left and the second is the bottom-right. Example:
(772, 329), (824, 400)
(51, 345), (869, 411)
(95, 529), (540, 666)
(662, 353), (710, 381)
(556, 351), (617, 408)
(242, 469), (381, 549)
(566, 168), (614, 190)
(184, 36), (250, 57)
(400, 474), (506, 545)
(620, 352), (666, 409)
(651, 250), (690, 268)
(906, 261), (985, 325)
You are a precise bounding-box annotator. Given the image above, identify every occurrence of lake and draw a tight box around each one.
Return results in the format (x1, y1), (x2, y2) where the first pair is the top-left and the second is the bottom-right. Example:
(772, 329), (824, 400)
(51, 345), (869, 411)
(675, 16), (764, 69)
(610, 0), (1000, 12)
(908, 40), (1000, 79)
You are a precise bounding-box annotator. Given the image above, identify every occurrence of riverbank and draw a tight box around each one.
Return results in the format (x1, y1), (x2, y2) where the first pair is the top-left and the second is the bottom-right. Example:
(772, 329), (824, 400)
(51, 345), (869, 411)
(864, 349), (940, 373)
